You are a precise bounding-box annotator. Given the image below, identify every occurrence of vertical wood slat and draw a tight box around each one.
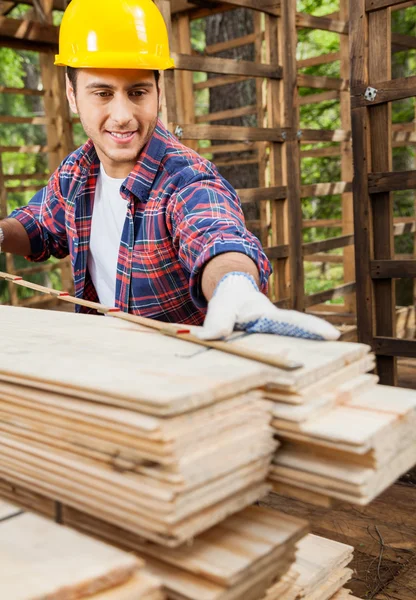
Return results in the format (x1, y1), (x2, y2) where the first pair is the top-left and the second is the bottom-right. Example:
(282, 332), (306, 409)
(350, 0), (374, 347)
(281, 0), (304, 310)
(156, 0), (179, 126)
(254, 11), (269, 250)
(368, 7), (396, 384)
(0, 156), (18, 305)
(340, 0), (355, 314)
(176, 13), (198, 151)
(265, 14), (288, 302)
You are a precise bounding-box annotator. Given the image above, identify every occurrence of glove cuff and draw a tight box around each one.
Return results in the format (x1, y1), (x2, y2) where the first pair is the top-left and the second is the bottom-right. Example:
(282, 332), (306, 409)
(214, 271), (259, 297)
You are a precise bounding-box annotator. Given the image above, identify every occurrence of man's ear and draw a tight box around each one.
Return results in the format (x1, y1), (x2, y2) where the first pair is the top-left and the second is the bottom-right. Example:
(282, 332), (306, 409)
(66, 74), (78, 114)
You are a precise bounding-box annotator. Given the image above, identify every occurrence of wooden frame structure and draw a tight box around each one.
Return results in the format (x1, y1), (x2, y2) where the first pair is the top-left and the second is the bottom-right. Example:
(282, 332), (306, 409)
(0, 0), (416, 358)
(350, 0), (416, 384)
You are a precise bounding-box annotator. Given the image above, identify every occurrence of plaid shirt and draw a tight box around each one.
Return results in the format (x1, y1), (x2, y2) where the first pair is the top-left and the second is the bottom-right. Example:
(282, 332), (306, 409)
(10, 120), (271, 325)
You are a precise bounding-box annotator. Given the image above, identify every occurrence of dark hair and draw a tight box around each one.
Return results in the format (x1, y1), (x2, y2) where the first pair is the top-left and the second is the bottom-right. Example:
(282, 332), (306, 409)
(66, 67), (160, 94)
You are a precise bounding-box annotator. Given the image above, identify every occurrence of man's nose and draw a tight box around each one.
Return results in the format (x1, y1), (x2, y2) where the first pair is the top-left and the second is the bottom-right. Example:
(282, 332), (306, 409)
(110, 94), (134, 127)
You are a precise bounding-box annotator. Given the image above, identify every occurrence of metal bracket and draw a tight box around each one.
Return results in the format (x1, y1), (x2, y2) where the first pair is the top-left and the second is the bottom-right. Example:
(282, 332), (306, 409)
(364, 87), (378, 102)
(174, 125), (183, 139)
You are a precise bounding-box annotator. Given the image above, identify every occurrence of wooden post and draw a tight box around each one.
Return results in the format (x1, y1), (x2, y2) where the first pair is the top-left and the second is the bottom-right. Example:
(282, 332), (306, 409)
(0, 156), (18, 305)
(340, 0), (355, 315)
(350, 0), (397, 384)
(281, 0), (304, 310)
(156, 0), (179, 127)
(254, 11), (269, 250)
(350, 0), (374, 348)
(368, 6), (396, 384)
(265, 13), (288, 303)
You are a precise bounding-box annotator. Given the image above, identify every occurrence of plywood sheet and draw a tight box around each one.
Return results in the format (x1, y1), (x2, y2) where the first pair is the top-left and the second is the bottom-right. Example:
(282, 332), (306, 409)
(0, 510), (142, 600)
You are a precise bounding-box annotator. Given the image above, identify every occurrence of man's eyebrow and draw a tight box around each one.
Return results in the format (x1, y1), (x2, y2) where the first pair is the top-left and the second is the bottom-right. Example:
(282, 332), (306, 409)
(85, 82), (154, 90)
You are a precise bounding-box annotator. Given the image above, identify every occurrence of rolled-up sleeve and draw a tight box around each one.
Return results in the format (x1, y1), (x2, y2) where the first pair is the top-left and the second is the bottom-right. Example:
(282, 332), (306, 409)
(9, 169), (69, 262)
(167, 171), (272, 308)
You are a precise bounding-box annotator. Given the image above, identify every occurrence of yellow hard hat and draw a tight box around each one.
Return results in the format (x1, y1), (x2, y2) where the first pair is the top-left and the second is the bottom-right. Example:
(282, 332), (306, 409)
(55, 0), (175, 70)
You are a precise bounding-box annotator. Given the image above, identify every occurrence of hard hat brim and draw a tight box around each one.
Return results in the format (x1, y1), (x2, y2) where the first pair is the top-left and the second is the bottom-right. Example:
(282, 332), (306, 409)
(55, 52), (175, 70)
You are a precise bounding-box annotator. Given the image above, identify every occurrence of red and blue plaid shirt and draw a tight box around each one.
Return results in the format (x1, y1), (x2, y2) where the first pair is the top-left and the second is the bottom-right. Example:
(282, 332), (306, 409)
(10, 120), (271, 325)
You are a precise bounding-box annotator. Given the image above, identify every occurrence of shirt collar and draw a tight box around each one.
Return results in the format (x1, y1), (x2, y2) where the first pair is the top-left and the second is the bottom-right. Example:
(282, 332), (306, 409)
(77, 119), (168, 202)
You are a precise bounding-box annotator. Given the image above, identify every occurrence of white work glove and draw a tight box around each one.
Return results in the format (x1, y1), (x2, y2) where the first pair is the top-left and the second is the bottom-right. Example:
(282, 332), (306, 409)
(196, 272), (340, 341)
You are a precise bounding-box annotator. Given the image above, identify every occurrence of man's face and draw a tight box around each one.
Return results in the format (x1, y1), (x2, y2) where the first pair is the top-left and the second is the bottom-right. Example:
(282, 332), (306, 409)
(66, 69), (159, 178)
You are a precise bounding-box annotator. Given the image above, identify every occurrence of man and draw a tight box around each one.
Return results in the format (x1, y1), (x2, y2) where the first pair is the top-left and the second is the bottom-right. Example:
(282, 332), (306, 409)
(0, 0), (339, 342)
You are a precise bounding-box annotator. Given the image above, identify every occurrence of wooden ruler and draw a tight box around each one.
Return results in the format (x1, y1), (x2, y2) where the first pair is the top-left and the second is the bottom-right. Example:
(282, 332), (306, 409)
(0, 271), (303, 371)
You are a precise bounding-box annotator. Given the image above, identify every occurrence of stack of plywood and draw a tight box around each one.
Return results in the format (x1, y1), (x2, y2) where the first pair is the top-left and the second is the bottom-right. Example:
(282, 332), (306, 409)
(269, 383), (416, 505)
(0, 305), (278, 546)
(225, 333), (416, 506)
(62, 504), (308, 600)
(262, 534), (354, 600)
(0, 499), (164, 600)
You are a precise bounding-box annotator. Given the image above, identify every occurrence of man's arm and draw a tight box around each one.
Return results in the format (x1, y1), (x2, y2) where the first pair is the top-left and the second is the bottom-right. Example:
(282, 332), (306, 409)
(0, 218), (31, 256)
(201, 252), (260, 301)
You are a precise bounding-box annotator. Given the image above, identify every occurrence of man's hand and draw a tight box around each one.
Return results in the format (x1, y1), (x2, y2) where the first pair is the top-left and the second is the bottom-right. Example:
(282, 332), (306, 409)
(196, 271), (341, 341)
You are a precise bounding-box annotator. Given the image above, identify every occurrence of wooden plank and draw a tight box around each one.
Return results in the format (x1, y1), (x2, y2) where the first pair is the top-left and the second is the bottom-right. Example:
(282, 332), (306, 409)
(303, 219), (342, 228)
(0, 16), (58, 46)
(340, 0), (355, 315)
(282, 0), (304, 310)
(236, 186), (287, 203)
(0, 86), (44, 96)
(304, 283), (356, 308)
(299, 90), (340, 106)
(304, 254), (344, 263)
(205, 32), (259, 55)
(371, 259), (416, 278)
(369, 7), (396, 385)
(0, 115), (53, 125)
(369, 170), (416, 193)
(169, 124), (285, 142)
(374, 336), (416, 357)
(297, 52), (341, 69)
(301, 181), (352, 197)
(0, 145), (52, 153)
(264, 245), (290, 260)
(366, 0), (414, 11)
(352, 74), (416, 109)
(172, 53), (282, 79)
(298, 75), (348, 91)
(302, 235), (354, 255)
(296, 13), (348, 34)
(0, 511), (142, 599)
(301, 129), (351, 142)
(350, 0), (374, 349)
(193, 75), (250, 91)
(195, 105), (257, 124)
(300, 146), (341, 158)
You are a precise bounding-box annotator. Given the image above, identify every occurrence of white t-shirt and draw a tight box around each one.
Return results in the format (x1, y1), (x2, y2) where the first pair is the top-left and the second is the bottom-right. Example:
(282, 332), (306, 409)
(87, 164), (128, 306)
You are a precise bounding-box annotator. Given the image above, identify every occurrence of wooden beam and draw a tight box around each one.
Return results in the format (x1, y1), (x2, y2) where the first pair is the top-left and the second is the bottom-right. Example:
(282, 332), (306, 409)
(300, 146), (341, 158)
(0, 116), (53, 125)
(391, 32), (416, 51)
(193, 75), (251, 91)
(169, 124), (285, 141)
(236, 186), (287, 203)
(371, 259), (416, 278)
(304, 253), (344, 263)
(298, 75), (348, 91)
(205, 33), (260, 55)
(300, 181), (352, 197)
(368, 170), (416, 193)
(373, 336), (416, 358)
(302, 234), (354, 255)
(299, 91), (340, 106)
(297, 52), (341, 69)
(301, 129), (351, 142)
(195, 105), (257, 123)
(296, 13), (348, 34)
(0, 86), (44, 96)
(264, 244), (290, 260)
(0, 16), (58, 46)
(351, 74), (416, 108)
(0, 145), (52, 153)
(366, 0), (414, 11)
(173, 53), (282, 79)
(304, 282), (356, 308)
(303, 219), (342, 228)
